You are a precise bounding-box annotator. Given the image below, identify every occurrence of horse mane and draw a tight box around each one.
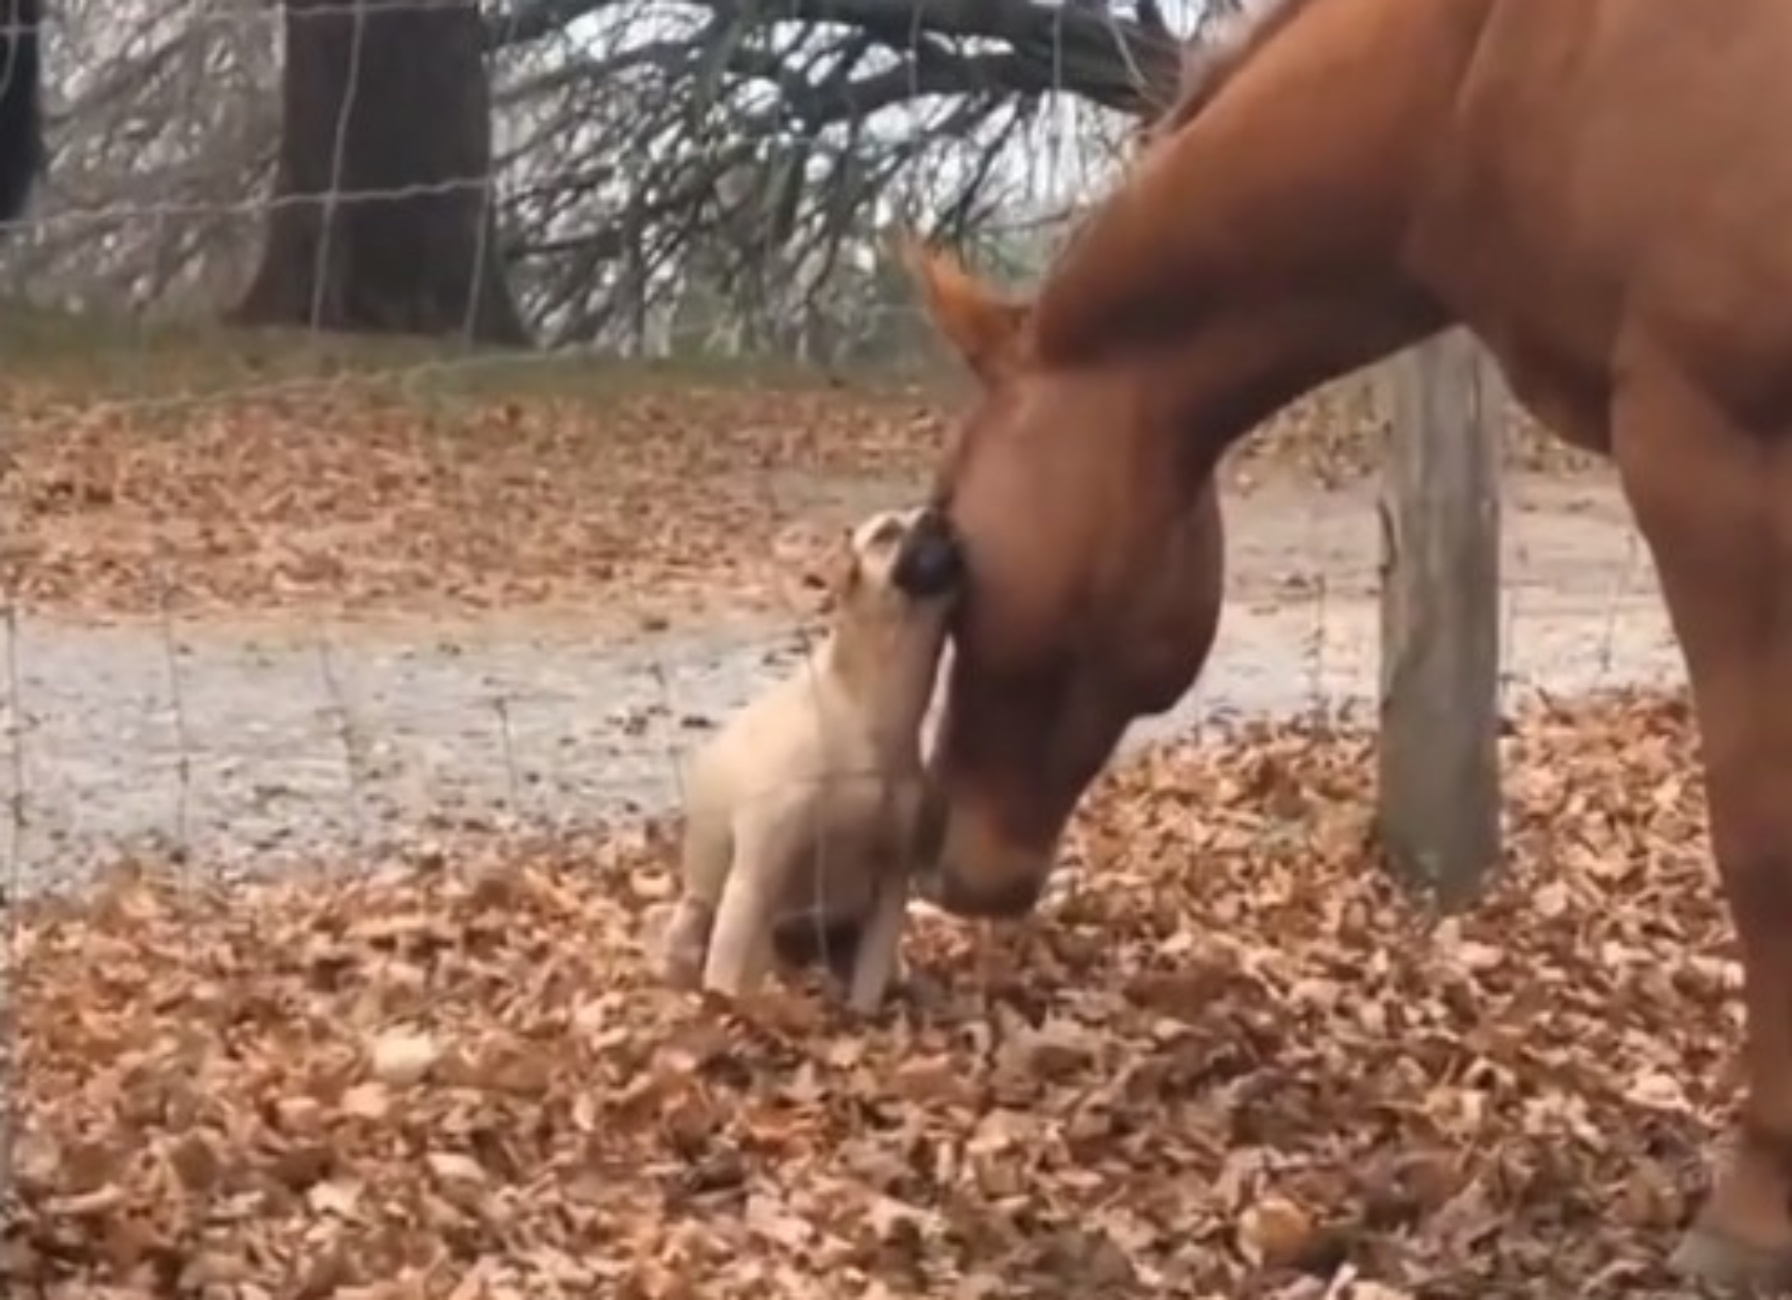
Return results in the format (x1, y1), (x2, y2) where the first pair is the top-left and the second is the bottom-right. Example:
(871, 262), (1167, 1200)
(1034, 0), (1325, 363)
(1150, 0), (1318, 143)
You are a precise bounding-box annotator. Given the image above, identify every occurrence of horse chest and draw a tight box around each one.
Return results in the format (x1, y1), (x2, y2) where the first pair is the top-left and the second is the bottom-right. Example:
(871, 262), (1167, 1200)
(1479, 334), (1613, 455)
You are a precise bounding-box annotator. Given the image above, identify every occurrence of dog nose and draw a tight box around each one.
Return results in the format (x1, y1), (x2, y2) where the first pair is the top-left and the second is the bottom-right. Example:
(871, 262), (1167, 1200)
(894, 507), (963, 597)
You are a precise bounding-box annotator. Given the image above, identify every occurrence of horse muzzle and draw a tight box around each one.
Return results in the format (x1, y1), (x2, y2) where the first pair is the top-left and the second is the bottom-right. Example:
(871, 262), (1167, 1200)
(912, 793), (1054, 919)
(917, 864), (1049, 918)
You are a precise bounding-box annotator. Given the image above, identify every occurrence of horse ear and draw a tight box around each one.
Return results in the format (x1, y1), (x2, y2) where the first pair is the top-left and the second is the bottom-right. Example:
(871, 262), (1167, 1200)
(898, 237), (1028, 384)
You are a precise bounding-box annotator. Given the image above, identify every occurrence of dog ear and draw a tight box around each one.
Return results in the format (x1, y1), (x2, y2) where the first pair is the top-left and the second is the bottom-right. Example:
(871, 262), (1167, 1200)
(817, 523), (863, 609)
(824, 526), (860, 607)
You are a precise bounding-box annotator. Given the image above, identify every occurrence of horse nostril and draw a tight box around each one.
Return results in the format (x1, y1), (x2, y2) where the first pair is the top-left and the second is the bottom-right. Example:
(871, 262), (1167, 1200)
(986, 874), (1046, 917)
(925, 866), (1045, 918)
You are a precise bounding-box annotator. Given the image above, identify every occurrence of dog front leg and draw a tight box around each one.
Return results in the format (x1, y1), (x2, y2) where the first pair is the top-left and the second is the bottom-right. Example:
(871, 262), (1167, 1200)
(702, 804), (808, 1000)
(661, 802), (733, 988)
(844, 870), (909, 1013)
(654, 898), (712, 989)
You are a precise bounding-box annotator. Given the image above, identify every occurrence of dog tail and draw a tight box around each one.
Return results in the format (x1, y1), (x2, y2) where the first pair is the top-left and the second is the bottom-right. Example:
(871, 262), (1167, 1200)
(1, 0), (44, 225)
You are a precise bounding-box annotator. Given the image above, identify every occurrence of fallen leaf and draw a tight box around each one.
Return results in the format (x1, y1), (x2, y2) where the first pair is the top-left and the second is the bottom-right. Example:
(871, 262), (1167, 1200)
(6, 691), (1723, 1295)
(369, 1030), (442, 1086)
(1237, 1194), (1318, 1268)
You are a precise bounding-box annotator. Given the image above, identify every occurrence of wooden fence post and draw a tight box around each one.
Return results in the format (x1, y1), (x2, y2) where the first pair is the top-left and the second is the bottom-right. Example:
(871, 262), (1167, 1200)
(1376, 330), (1502, 907)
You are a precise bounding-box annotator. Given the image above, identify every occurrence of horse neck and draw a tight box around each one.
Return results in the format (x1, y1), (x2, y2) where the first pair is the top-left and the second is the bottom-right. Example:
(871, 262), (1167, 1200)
(1032, 0), (1488, 463)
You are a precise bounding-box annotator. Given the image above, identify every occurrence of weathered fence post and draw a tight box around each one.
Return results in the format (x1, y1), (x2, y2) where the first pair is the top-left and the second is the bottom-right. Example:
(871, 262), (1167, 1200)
(1376, 330), (1502, 906)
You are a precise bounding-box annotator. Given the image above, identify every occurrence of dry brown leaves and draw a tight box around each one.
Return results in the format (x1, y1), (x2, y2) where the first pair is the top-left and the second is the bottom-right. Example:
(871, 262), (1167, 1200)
(5, 689), (1732, 1298)
(1, 364), (1598, 626)
(0, 378), (943, 626)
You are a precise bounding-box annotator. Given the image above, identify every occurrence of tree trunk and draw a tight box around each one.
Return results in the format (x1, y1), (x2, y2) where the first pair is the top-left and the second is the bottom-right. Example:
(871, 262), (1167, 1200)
(0, 0), (44, 225)
(234, 0), (529, 345)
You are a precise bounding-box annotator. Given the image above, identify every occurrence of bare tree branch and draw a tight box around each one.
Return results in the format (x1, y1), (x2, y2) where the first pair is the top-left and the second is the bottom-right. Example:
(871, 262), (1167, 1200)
(8, 0), (1207, 360)
(490, 0), (1181, 113)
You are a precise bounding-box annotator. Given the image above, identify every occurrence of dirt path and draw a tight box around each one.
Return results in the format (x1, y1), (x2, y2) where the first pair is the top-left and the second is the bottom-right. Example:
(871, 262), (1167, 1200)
(1, 471), (1683, 895)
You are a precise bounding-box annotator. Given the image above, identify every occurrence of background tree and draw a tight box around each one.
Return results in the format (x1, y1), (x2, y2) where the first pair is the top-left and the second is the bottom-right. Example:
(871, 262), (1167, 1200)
(489, 0), (1188, 348)
(0, 0), (1248, 353)
(0, 0), (44, 224)
(235, 0), (529, 343)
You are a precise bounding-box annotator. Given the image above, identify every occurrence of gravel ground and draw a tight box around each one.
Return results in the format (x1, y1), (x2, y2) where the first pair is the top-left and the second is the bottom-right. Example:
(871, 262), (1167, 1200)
(1, 473), (1686, 895)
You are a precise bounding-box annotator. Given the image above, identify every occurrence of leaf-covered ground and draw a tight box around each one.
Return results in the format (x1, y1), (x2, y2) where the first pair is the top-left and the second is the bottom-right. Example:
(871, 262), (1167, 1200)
(5, 690), (1736, 1298)
(1, 325), (1604, 624)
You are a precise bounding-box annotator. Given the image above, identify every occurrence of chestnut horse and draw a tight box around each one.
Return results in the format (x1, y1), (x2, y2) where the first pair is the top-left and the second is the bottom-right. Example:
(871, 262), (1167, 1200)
(0, 0), (43, 224)
(904, 0), (1792, 1285)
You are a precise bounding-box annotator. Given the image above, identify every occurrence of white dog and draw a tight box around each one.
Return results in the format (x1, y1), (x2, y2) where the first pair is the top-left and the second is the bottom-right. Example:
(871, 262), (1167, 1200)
(656, 505), (961, 1011)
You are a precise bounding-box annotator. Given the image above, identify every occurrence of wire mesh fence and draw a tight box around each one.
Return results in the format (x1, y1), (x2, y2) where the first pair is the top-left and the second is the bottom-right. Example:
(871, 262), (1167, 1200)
(0, 361), (1678, 899)
(0, 1), (1728, 1296)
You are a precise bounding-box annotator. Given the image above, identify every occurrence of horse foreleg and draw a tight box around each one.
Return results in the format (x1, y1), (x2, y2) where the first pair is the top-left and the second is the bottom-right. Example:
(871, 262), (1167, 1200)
(1616, 368), (1792, 1286)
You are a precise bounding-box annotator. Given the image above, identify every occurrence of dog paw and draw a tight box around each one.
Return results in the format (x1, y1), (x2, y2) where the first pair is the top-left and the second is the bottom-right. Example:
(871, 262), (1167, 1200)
(647, 901), (710, 990)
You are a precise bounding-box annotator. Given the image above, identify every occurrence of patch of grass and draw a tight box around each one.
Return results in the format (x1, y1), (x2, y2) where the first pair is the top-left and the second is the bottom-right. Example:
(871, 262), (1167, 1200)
(0, 301), (950, 408)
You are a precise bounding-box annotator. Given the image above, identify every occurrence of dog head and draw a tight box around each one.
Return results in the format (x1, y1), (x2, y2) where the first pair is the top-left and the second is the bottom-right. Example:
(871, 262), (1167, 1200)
(828, 505), (964, 620)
